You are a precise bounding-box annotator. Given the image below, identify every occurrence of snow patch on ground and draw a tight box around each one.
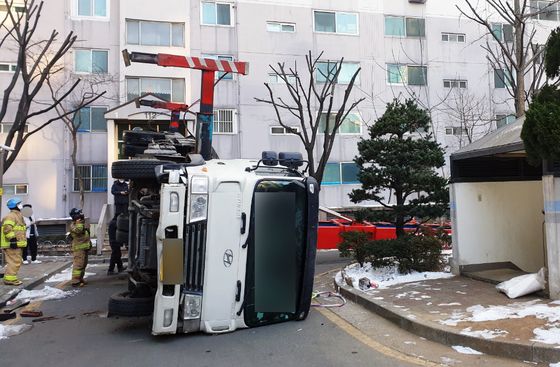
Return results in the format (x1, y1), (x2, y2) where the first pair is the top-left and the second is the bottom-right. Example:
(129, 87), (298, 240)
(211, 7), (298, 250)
(550, 362), (560, 367)
(0, 324), (32, 340)
(452, 345), (483, 355)
(15, 286), (77, 302)
(439, 300), (560, 345)
(460, 327), (509, 339)
(45, 268), (95, 283)
(336, 263), (454, 290)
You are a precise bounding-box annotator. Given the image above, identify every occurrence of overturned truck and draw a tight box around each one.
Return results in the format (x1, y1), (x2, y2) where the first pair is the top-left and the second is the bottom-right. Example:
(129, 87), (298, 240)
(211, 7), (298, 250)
(109, 51), (319, 335)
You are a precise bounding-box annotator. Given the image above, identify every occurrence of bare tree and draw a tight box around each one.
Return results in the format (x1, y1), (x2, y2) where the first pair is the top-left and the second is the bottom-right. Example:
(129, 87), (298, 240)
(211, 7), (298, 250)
(0, 0), (91, 172)
(46, 71), (114, 208)
(457, 0), (560, 117)
(255, 51), (364, 184)
(439, 87), (494, 148)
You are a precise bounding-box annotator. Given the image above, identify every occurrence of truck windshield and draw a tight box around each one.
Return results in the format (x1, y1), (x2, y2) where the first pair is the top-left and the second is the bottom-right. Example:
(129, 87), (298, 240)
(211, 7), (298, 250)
(244, 179), (307, 327)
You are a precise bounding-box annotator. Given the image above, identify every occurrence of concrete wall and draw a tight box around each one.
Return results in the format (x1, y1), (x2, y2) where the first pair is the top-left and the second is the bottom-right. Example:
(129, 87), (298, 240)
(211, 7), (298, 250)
(451, 181), (545, 273)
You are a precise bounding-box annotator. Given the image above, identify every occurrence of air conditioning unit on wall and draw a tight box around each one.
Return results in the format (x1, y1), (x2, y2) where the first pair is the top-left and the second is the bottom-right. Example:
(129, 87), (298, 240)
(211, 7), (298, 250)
(409, 0), (426, 3)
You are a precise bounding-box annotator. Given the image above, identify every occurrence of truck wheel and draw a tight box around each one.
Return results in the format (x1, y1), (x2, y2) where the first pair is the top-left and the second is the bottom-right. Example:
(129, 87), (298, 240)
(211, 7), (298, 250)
(108, 291), (154, 317)
(112, 159), (173, 180)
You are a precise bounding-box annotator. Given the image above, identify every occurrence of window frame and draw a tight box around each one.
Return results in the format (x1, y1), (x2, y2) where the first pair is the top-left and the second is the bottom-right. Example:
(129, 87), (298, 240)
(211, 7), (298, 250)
(73, 164), (108, 193)
(386, 64), (428, 86)
(125, 19), (185, 47)
(532, 1), (560, 21)
(0, 123), (28, 134)
(269, 125), (300, 135)
(384, 15), (425, 38)
(266, 21), (296, 33)
(321, 162), (360, 185)
(73, 0), (110, 20)
(73, 48), (109, 74)
(313, 10), (359, 36)
(317, 112), (363, 136)
(126, 77), (185, 103)
(3, 183), (28, 195)
(200, 1), (234, 27)
(74, 106), (108, 133)
(445, 126), (468, 136)
(443, 79), (468, 89)
(441, 32), (466, 43)
(494, 68), (512, 89)
(315, 61), (360, 85)
(268, 73), (297, 84)
(491, 22), (514, 43)
(496, 114), (516, 129)
(0, 63), (17, 73)
(213, 108), (237, 135)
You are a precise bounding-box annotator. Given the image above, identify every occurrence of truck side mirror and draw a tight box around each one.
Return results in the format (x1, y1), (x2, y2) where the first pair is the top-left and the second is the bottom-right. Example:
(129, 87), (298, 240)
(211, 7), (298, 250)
(262, 151), (278, 166)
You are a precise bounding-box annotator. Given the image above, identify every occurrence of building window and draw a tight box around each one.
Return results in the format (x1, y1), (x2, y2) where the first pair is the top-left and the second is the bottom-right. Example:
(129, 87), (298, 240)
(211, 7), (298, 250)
(319, 112), (361, 135)
(3, 184), (28, 195)
(126, 20), (184, 47)
(202, 54), (234, 80)
(443, 79), (467, 88)
(496, 114), (516, 129)
(0, 123), (28, 134)
(491, 23), (513, 42)
(74, 107), (107, 132)
(316, 61), (360, 84)
(531, 1), (560, 21)
(213, 109), (237, 134)
(322, 162), (359, 185)
(75, 0), (107, 18)
(266, 21), (295, 32)
(441, 32), (465, 43)
(494, 69), (512, 88)
(0, 3), (26, 13)
(387, 64), (428, 86)
(313, 11), (358, 35)
(270, 126), (300, 135)
(201, 1), (233, 26)
(126, 77), (185, 102)
(73, 164), (107, 192)
(385, 16), (425, 37)
(268, 73), (297, 84)
(0, 63), (16, 72)
(74, 49), (108, 73)
(445, 126), (467, 136)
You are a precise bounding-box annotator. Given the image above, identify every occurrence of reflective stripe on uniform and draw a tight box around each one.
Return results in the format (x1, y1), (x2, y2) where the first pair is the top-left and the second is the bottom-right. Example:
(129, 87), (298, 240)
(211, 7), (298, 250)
(73, 242), (91, 251)
(4, 274), (18, 281)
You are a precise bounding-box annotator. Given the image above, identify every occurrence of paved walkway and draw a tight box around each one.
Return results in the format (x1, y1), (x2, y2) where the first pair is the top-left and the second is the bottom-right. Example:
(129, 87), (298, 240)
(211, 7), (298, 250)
(315, 270), (560, 364)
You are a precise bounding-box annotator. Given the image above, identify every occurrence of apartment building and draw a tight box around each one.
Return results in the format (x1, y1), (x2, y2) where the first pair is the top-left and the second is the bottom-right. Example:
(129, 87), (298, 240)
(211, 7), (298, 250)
(0, 0), (557, 220)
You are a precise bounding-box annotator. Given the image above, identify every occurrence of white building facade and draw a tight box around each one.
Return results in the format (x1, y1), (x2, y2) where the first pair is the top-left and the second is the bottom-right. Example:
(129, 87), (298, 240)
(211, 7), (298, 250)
(0, 0), (558, 221)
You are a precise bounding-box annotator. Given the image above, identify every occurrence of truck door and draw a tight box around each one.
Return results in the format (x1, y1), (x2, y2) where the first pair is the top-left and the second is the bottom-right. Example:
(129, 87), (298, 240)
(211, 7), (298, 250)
(201, 181), (243, 333)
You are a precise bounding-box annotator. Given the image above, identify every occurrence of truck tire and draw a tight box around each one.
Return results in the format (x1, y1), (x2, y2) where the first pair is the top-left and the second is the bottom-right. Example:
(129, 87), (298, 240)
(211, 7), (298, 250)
(107, 291), (154, 317)
(123, 130), (166, 145)
(112, 159), (173, 180)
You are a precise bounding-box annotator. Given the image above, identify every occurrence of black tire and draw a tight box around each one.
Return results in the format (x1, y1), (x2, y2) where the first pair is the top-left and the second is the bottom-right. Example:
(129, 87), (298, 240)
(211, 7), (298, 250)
(108, 291), (154, 317)
(116, 229), (128, 244)
(112, 159), (173, 180)
(123, 144), (147, 158)
(123, 130), (166, 145)
(116, 213), (129, 232)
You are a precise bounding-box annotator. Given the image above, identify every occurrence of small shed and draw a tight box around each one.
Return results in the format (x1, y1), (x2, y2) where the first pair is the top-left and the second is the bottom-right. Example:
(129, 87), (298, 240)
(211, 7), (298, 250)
(449, 117), (560, 296)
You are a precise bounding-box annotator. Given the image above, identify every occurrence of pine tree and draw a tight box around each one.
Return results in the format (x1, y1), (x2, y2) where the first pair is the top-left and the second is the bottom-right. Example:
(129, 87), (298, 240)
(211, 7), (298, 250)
(350, 99), (448, 238)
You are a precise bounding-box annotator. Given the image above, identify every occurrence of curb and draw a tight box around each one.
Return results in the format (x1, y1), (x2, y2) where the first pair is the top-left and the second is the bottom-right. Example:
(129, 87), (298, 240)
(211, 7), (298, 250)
(0, 261), (71, 309)
(333, 277), (560, 364)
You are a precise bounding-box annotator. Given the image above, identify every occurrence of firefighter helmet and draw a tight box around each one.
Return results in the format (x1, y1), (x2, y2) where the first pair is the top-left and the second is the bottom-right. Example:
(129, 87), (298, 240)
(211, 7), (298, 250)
(6, 197), (22, 210)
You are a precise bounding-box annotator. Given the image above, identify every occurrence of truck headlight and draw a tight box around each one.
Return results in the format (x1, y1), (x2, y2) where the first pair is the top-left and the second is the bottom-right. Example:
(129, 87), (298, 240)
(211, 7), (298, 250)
(189, 194), (208, 222)
(183, 294), (202, 319)
(191, 176), (209, 194)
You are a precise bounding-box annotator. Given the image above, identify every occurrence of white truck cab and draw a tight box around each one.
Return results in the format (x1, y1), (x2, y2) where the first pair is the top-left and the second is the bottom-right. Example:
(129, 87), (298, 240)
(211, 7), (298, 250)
(110, 154), (319, 335)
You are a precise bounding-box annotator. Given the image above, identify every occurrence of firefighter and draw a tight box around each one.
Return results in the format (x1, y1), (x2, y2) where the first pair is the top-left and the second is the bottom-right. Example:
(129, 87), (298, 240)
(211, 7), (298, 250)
(69, 208), (91, 287)
(1, 197), (27, 286)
